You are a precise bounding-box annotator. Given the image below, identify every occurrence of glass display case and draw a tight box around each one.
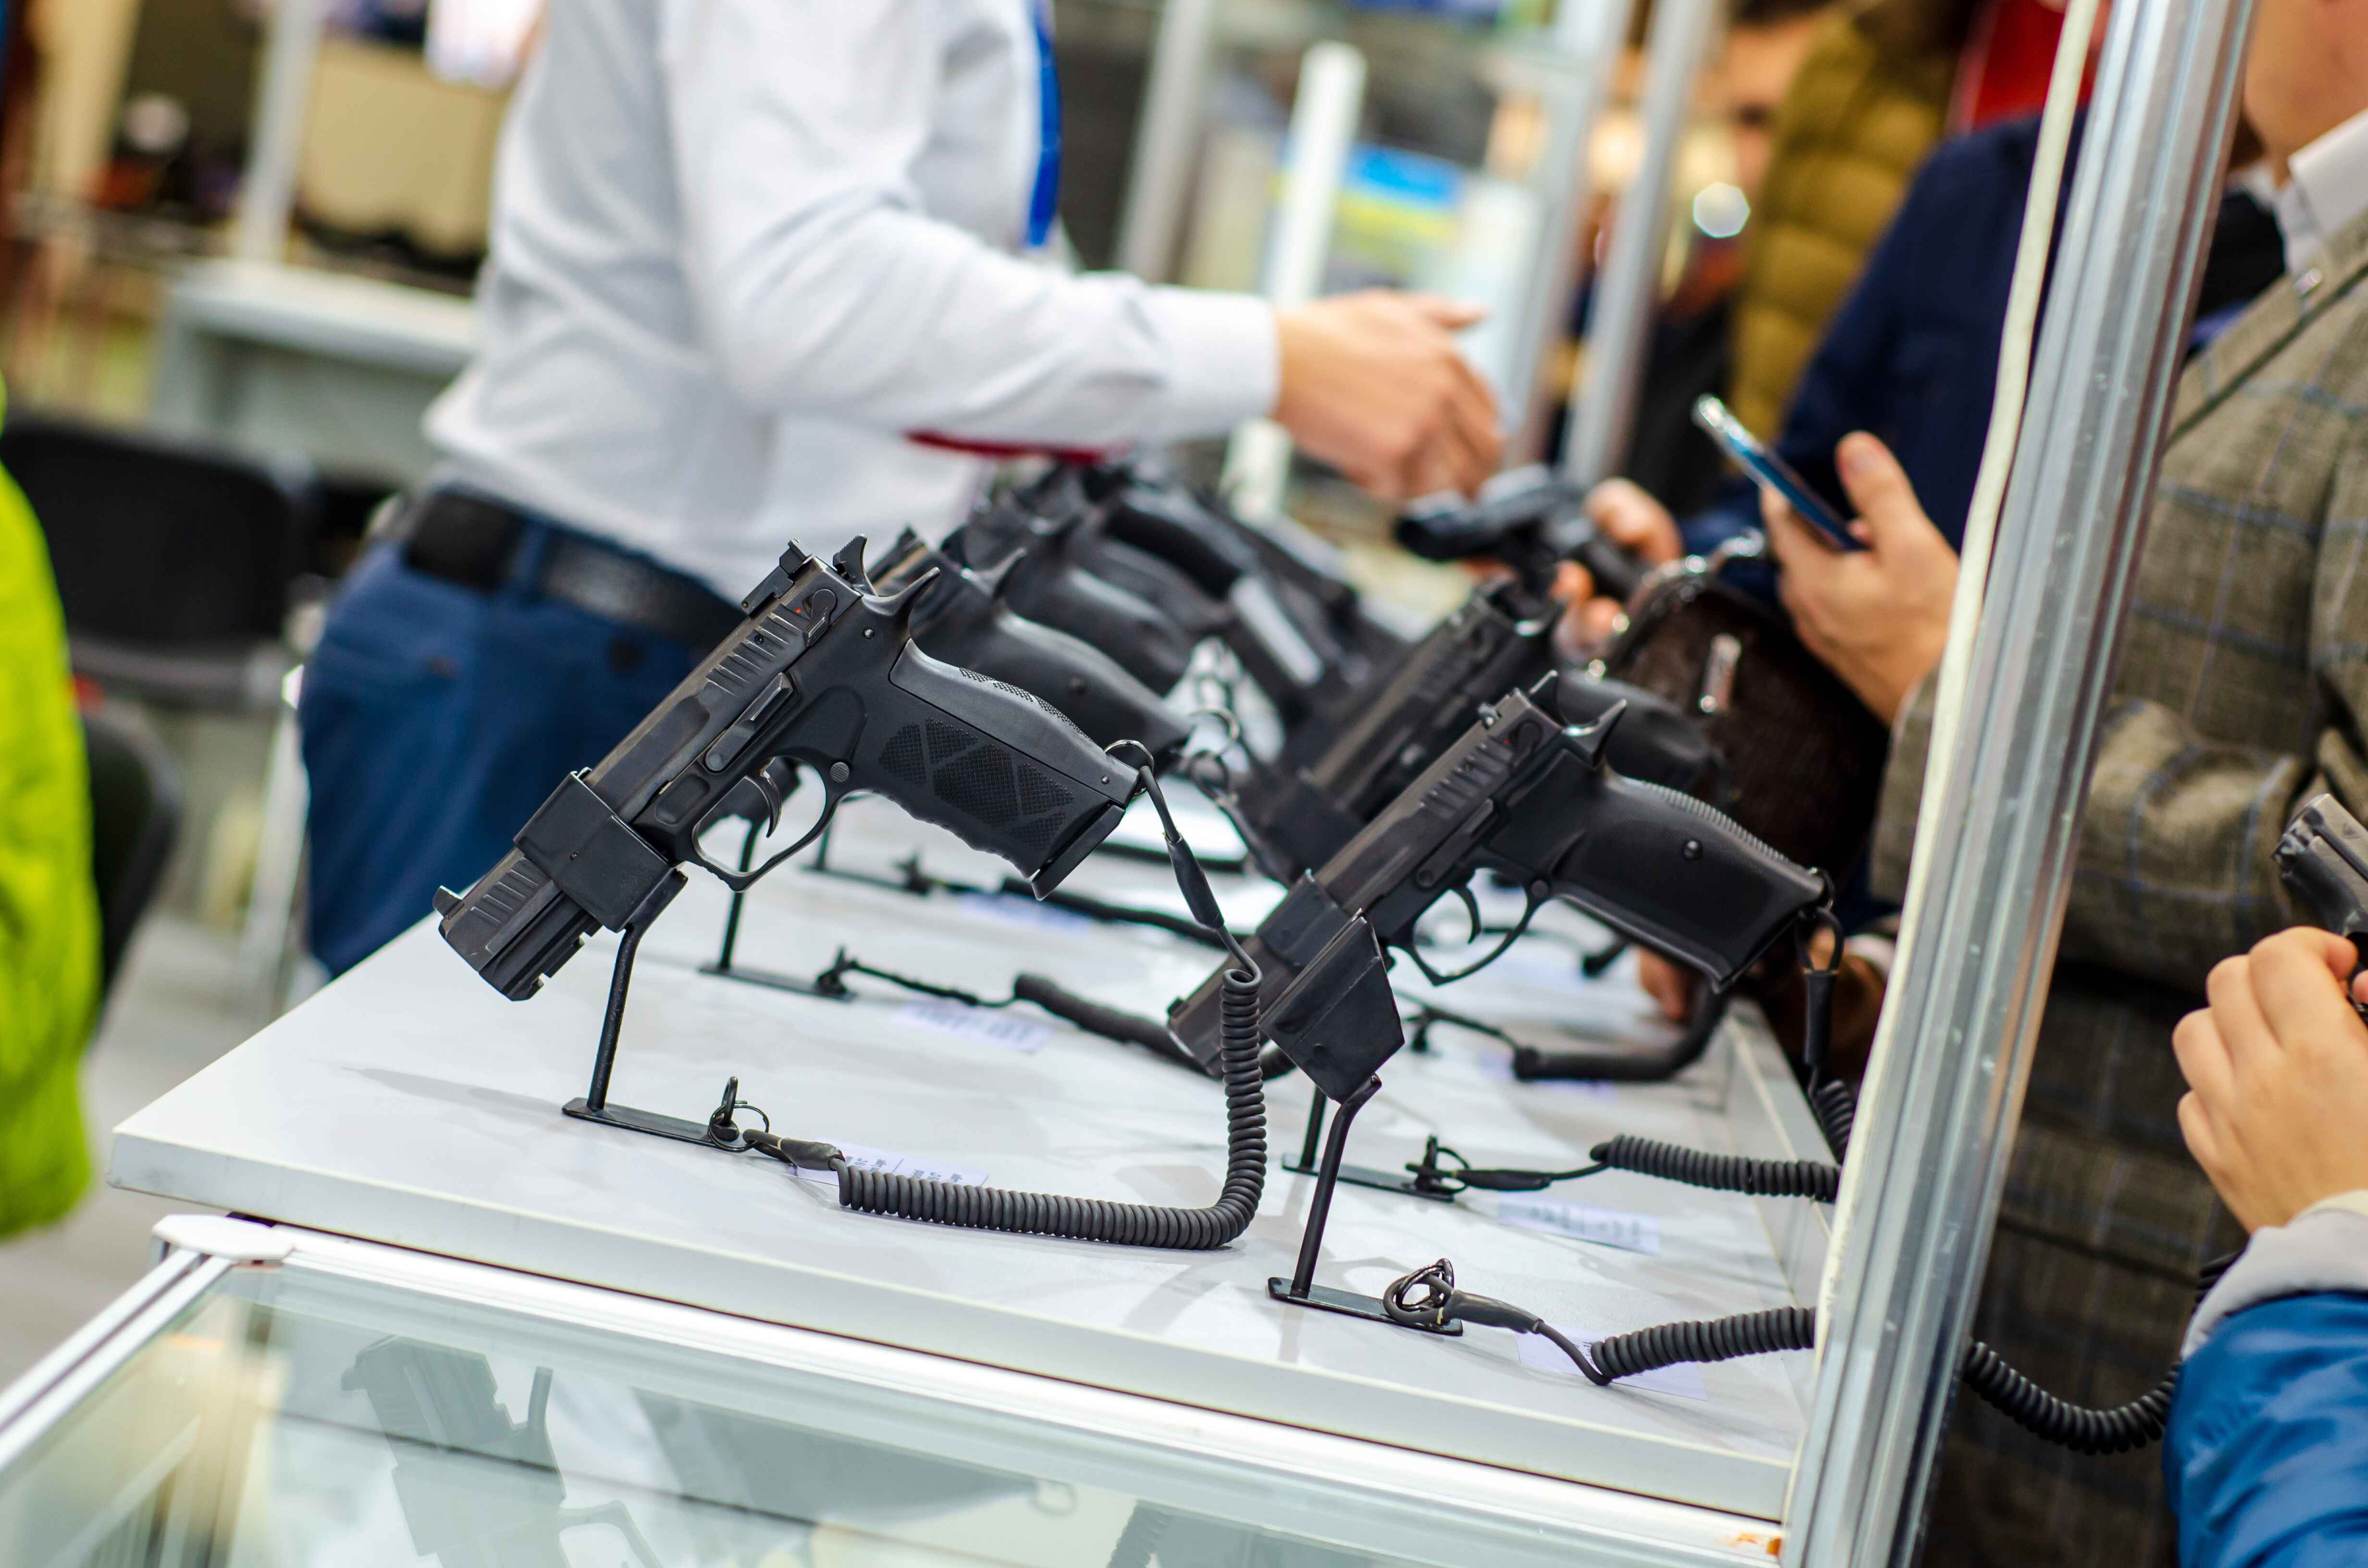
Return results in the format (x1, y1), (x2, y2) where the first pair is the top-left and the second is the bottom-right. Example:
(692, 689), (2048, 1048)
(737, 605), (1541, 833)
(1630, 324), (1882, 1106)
(0, 1221), (1775, 1567)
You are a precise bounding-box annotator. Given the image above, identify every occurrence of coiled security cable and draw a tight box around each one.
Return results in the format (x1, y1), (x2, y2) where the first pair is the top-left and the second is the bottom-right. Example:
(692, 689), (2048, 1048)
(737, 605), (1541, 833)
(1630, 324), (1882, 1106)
(1378, 916), (2230, 1454)
(743, 744), (1269, 1250)
(1588, 1134), (1840, 1201)
(1386, 1091), (2232, 1453)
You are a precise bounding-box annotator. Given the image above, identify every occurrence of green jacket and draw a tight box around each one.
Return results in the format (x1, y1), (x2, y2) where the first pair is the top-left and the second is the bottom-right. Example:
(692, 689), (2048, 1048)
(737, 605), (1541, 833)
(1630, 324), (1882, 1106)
(0, 387), (100, 1236)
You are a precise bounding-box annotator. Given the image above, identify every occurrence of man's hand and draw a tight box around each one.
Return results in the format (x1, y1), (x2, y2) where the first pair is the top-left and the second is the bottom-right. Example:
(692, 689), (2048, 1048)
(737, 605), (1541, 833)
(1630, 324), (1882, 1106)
(1549, 480), (1684, 657)
(1764, 432), (1957, 724)
(1273, 292), (1502, 501)
(2174, 928), (2368, 1232)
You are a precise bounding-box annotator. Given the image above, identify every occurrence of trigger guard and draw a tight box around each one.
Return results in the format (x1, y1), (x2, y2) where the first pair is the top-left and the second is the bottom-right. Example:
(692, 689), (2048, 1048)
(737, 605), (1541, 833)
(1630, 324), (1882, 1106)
(1406, 888), (1546, 986)
(689, 774), (845, 892)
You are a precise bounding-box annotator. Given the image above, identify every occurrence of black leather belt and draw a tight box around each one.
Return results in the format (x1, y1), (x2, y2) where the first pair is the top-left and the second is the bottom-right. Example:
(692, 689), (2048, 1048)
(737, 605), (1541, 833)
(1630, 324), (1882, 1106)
(386, 490), (742, 652)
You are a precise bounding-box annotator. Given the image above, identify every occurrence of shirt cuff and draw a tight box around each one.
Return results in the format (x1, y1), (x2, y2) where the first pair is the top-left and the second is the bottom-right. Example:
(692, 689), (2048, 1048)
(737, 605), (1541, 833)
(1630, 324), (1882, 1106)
(1136, 288), (1279, 443)
(1868, 671), (1939, 901)
(2182, 1200), (2368, 1359)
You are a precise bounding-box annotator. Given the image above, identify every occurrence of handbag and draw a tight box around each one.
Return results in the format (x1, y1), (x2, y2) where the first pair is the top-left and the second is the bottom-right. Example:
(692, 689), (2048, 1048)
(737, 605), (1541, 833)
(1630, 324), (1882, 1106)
(1591, 533), (1888, 882)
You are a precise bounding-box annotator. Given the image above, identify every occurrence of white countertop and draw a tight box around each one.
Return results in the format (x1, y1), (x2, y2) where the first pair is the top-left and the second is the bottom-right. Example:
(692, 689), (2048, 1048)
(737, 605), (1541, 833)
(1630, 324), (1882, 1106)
(111, 794), (1827, 1520)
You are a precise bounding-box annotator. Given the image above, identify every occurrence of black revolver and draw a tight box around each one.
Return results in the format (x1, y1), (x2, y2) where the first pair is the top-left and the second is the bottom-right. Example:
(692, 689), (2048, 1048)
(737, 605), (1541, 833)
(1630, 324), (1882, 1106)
(869, 528), (1194, 769)
(1394, 466), (1647, 603)
(2276, 793), (2368, 942)
(1169, 680), (1825, 1099)
(438, 538), (1136, 1000)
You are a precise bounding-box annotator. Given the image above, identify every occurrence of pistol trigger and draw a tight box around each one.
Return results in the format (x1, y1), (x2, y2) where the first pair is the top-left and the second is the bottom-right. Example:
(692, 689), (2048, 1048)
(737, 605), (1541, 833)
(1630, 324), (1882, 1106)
(1452, 882), (1484, 944)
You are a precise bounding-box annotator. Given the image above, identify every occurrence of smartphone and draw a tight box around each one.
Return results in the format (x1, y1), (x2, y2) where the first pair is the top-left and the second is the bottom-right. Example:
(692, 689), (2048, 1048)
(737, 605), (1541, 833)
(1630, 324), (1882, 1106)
(1690, 395), (1859, 551)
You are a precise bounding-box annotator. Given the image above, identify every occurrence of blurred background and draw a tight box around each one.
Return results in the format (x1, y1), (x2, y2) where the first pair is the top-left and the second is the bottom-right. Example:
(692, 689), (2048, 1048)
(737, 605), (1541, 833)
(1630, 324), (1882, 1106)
(0, 0), (1791, 1381)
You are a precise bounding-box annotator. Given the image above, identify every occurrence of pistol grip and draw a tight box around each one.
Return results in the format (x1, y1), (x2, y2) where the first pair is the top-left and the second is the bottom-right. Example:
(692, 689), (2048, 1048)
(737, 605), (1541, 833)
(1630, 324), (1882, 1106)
(844, 642), (1133, 894)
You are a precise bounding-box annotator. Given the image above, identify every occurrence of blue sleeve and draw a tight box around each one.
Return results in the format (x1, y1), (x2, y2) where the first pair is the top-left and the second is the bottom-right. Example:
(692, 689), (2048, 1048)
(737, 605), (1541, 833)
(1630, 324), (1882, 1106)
(2165, 1292), (2368, 1567)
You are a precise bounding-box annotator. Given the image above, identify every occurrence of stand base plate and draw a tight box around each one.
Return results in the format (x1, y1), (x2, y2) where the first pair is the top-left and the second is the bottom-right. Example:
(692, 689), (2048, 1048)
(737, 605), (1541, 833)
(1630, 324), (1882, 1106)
(1281, 1157), (1458, 1203)
(1268, 1279), (1462, 1334)
(698, 963), (852, 1001)
(565, 1098), (744, 1151)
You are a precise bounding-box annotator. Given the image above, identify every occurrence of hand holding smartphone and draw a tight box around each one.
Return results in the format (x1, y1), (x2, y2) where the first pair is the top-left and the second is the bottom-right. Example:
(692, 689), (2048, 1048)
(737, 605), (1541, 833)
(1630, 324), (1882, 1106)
(1690, 396), (1860, 551)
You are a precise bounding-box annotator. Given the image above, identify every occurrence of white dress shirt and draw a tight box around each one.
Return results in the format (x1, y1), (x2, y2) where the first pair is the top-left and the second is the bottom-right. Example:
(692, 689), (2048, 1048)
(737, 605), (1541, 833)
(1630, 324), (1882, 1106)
(427, 0), (1278, 595)
(2275, 103), (2368, 276)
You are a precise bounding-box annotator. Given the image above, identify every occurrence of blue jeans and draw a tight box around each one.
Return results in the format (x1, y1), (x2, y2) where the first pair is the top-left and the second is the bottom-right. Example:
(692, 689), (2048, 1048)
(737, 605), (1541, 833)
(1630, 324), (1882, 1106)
(299, 530), (708, 974)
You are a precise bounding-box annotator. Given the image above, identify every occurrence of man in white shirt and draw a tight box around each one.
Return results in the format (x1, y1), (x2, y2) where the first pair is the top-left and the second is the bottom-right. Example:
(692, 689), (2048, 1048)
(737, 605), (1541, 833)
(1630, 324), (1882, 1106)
(300, 0), (1503, 974)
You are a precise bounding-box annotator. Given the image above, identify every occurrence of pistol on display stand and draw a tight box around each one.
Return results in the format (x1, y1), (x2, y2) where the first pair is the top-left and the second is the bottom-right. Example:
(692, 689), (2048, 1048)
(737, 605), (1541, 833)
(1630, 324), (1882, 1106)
(1167, 677), (1829, 1329)
(1394, 466), (1649, 606)
(435, 535), (1140, 1149)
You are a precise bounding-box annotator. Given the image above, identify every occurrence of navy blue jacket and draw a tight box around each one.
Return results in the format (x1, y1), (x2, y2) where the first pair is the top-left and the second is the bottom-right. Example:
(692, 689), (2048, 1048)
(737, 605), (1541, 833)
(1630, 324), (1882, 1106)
(1684, 114), (2076, 557)
(1683, 113), (2282, 560)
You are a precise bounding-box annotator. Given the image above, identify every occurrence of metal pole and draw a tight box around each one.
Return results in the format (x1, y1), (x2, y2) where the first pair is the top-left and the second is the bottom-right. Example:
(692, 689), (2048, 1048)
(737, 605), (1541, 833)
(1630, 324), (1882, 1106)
(1558, 0), (1721, 487)
(1115, 0), (1221, 282)
(1502, 0), (1638, 463)
(1780, 0), (2254, 1556)
(1223, 40), (1368, 517)
(236, 0), (330, 264)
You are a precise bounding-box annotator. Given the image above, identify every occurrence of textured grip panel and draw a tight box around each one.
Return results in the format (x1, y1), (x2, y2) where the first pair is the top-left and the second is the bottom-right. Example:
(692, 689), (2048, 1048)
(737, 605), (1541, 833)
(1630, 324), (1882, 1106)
(859, 642), (1133, 892)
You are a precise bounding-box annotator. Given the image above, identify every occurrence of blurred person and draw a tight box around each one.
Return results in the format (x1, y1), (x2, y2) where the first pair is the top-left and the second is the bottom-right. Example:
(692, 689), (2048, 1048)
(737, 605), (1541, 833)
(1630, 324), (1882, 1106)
(1752, 0), (2368, 1549)
(1730, 0), (2073, 439)
(0, 377), (102, 1237)
(2167, 928), (2368, 1565)
(299, 0), (1504, 976)
(1554, 106), (2282, 652)
(1561, 0), (1836, 516)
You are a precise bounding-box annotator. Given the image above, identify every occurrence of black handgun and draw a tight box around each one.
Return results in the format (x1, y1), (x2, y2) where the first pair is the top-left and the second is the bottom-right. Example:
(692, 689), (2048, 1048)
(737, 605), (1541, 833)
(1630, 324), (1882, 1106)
(2276, 793), (2368, 941)
(437, 538), (1137, 1000)
(952, 495), (1198, 695)
(342, 1340), (661, 1568)
(1219, 580), (1556, 879)
(1395, 466), (1647, 603)
(1070, 459), (1381, 724)
(1169, 680), (1825, 1098)
(869, 528), (1193, 769)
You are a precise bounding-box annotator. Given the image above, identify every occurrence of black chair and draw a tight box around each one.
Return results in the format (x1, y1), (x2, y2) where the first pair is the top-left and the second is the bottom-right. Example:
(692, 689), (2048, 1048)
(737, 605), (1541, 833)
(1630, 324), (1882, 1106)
(1, 413), (318, 709)
(82, 708), (184, 996)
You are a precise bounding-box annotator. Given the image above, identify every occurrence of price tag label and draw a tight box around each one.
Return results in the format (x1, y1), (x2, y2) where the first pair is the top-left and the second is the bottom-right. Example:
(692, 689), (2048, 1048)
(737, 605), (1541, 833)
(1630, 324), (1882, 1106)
(794, 1140), (990, 1190)
(895, 999), (1051, 1054)
(1495, 1196), (1662, 1255)
(1517, 1327), (1710, 1400)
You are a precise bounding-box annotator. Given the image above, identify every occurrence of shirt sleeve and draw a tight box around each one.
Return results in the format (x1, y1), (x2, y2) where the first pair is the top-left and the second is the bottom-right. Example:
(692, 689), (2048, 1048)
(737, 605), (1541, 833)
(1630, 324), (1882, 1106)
(656, 0), (1277, 445)
(1869, 423), (2368, 990)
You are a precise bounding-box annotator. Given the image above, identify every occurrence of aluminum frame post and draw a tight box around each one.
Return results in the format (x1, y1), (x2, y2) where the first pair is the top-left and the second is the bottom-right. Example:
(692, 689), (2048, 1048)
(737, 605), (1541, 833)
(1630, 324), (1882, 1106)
(1224, 40), (1367, 516)
(1502, 0), (1639, 462)
(1116, 0), (1222, 282)
(236, 0), (331, 264)
(1780, 0), (2255, 1557)
(1558, 0), (1722, 488)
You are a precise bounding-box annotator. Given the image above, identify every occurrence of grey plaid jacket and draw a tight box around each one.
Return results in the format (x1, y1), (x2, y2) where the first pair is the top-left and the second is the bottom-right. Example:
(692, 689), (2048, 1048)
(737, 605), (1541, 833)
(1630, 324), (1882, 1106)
(1871, 207), (2368, 1566)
